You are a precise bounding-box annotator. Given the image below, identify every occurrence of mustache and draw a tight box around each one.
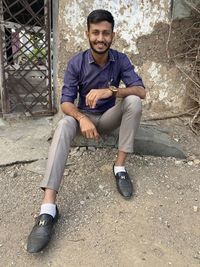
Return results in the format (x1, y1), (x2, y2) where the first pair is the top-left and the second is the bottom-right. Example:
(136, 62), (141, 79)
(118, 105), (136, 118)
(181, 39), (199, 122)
(94, 42), (107, 46)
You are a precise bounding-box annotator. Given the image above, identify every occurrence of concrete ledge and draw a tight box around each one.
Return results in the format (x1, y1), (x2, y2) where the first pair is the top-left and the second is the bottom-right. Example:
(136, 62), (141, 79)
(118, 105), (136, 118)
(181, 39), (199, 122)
(72, 124), (186, 159)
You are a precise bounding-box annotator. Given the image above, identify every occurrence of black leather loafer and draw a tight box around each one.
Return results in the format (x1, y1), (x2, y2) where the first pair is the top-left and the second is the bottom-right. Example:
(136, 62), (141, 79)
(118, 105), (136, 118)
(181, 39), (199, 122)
(27, 206), (59, 253)
(113, 166), (133, 199)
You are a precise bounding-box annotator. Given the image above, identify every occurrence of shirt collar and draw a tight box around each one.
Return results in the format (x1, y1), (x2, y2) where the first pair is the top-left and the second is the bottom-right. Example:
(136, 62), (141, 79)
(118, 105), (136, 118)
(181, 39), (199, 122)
(88, 49), (115, 64)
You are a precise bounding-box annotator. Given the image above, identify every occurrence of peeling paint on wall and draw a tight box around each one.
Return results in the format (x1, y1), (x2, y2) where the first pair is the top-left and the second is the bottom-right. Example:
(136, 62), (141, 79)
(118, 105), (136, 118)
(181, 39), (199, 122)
(58, 0), (189, 114)
(141, 61), (186, 112)
(63, 0), (170, 53)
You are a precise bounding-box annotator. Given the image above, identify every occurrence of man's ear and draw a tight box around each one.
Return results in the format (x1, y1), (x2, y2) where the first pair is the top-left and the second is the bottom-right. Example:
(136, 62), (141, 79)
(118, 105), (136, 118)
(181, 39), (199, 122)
(85, 30), (89, 39)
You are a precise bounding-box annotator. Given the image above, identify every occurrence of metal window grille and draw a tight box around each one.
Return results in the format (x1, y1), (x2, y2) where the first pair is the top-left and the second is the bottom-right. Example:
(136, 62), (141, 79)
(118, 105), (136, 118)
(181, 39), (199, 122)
(0, 0), (55, 117)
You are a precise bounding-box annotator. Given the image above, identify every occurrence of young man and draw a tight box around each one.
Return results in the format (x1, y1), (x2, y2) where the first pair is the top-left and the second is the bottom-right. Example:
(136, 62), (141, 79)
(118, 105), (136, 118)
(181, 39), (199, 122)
(27, 9), (145, 253)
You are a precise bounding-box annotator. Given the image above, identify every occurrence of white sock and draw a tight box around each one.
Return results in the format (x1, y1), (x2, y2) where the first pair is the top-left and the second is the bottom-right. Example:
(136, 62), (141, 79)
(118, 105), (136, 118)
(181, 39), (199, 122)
(40, 203), (56, 218)
(114, 166), (126, 175)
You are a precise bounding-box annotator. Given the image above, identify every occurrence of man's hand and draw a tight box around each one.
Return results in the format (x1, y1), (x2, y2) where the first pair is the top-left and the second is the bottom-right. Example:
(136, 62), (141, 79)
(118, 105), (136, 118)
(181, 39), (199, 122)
(79, 115), (100, 140)
(86, 89), (112, 109)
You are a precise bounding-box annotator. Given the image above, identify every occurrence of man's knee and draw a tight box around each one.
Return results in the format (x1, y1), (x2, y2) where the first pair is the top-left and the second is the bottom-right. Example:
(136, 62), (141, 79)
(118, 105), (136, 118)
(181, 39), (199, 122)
(58, 116), (77, 128)
(56, 116), (78, 137)
(123, 95), (142, 114)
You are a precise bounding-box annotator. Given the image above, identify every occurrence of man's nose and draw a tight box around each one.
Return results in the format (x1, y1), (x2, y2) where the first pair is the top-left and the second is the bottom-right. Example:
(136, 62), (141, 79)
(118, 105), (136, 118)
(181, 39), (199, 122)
(97, 33), (104, 42)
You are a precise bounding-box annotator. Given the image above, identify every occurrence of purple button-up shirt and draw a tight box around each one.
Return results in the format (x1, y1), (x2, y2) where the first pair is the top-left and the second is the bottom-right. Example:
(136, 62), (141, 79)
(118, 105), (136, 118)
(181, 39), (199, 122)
(61, 48), (144, 113)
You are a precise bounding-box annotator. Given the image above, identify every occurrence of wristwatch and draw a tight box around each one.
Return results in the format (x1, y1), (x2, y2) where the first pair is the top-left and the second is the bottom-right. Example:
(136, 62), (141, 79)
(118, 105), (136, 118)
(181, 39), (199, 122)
(109, 85), (118, 96)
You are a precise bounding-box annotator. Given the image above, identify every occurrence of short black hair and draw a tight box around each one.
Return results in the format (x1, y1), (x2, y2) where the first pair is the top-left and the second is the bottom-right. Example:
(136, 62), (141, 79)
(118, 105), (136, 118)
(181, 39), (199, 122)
(87, 9), (114, 31)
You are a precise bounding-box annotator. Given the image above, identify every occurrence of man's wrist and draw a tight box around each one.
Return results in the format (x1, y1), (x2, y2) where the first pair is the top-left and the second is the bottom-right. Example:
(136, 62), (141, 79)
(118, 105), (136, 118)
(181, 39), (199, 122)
(108, 86), (118, 97)
(77, 114), (86, 122)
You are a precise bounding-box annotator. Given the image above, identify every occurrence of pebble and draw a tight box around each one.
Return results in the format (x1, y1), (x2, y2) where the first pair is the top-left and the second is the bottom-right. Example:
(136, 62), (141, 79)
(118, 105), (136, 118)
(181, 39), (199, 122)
(88, 146), (96, 152)
(99, 185), (104, 190)
(79, 147), (87, 152)
(164, 220), (170, 228)
(64, 170), (69, 176)
(146, 189), (153, 195)
(188, 155), (196, 161)
(89, 193), (95, 198)
(10, 171), (18, 178)
(194, 159), (200, 165)
(80, 201), (85, 205)
(193, 206), (198, 212)
(188, 161), (193, 166)
(175, 160), (182, 165)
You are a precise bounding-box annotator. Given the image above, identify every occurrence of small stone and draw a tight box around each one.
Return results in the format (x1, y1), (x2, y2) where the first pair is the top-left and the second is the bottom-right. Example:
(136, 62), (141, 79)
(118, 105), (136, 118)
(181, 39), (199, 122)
(0, 244), (3, 248)
(188, 161), (194, 166)
(166, 185), (170, 189)
(193, 254), (200, 259)
(80, 201), (85, 205)
(164, 221), (170, 228)
(105, 191), (109, 197)
(193, 206), (198, 212)
(64, 170), (69, 176)
(194, 159), (200, 165)
(99, 185), (104, 190)
(79, 147), (87, 152)
(146, 189), (153, 195)
(10, 171), (18, 178)
(188, 155), (196, 161)
(175, 160), (182, 165)
(88, 146), (96, 152)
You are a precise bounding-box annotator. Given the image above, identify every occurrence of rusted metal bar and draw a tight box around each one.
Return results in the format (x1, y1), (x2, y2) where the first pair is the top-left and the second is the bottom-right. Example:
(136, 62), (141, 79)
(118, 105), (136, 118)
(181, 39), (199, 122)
(0, 0), (54, 116)
(46, 0), (52, 112)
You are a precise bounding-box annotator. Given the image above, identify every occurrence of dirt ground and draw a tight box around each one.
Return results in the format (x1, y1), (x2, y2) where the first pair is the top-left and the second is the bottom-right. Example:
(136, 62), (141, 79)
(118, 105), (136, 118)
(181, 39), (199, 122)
(0, 118), (200, 267)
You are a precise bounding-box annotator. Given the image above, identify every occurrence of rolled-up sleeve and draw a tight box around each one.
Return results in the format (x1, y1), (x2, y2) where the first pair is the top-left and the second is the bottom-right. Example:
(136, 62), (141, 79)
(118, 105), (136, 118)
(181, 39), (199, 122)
(61, 60), (78, 104)
(120, 55), (145, 88)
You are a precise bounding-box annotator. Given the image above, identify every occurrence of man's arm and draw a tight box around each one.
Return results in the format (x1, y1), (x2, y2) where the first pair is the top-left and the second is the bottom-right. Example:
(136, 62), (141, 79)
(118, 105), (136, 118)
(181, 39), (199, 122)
(84, 85), (145, 109)
(116, 86), (146, 99)
(61, 102), (86, 121)
(61, 102), (100, 140)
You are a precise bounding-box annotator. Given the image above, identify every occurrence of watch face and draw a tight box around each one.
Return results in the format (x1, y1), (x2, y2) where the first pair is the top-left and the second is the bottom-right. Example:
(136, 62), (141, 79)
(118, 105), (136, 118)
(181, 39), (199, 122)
(109, 86), (118, 92)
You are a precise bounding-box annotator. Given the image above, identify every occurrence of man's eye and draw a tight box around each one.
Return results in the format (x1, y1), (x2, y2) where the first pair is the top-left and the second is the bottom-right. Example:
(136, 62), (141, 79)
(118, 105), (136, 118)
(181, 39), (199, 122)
(92, 32), (99, 35)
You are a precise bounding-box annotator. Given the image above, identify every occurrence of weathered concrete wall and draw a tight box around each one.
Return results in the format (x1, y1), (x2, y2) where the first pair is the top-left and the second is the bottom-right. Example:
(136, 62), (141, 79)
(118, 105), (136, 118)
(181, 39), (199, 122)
(173, 0), (199, 19)
(56, 0), (190, 114)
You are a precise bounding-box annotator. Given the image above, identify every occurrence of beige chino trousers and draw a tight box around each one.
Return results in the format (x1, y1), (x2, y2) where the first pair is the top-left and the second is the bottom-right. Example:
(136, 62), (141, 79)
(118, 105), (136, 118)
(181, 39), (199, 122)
(40, 95), (142, 192)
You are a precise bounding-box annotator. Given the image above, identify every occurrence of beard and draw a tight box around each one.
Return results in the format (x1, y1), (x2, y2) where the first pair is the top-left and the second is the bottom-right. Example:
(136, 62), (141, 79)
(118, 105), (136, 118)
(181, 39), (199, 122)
(89, 40), (112, 55)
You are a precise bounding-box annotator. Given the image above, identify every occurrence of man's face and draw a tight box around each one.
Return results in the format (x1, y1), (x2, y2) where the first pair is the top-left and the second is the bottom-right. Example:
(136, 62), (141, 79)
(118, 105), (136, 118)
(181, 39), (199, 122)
(86, 21), (115, 55)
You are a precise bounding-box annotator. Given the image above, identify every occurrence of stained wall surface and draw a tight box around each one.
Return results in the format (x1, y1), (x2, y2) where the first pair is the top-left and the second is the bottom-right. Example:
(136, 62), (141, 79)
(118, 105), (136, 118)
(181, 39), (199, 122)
(56, 0), (191, 114)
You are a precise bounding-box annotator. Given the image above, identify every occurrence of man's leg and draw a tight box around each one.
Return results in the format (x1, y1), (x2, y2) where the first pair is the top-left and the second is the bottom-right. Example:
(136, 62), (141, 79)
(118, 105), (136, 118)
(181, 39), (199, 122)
(27, 116), (78, 253)
(97, 95), (142, 198)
